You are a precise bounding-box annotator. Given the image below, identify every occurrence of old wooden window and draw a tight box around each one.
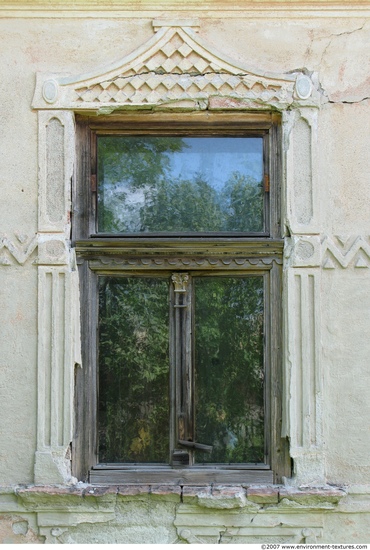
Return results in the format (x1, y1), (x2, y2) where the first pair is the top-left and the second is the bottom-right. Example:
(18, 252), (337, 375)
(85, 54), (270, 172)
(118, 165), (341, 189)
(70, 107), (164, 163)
(74, 112), (290, 484)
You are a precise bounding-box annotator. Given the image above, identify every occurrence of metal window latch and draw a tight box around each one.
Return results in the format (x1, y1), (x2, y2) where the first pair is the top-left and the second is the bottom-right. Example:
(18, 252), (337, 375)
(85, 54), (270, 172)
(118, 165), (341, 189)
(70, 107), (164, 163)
(178, 440), (213, 453)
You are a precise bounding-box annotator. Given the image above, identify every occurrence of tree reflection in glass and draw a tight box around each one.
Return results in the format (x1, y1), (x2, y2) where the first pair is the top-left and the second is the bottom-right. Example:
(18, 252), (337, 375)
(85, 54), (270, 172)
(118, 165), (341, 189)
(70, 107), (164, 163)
(194, 277), (265, 464)
(97, 136), (264, 234)
(98, 277), (170, 463)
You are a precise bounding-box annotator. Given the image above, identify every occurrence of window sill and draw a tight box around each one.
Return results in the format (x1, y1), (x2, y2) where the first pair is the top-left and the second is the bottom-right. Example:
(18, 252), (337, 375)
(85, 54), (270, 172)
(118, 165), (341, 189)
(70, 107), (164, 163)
(15, 484), (346, 511)
(89, 466), (273, 486)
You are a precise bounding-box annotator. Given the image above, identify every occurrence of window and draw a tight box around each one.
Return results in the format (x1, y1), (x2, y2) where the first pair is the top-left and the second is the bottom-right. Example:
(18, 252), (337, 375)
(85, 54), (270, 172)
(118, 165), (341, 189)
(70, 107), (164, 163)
(73, 112), (290, 484)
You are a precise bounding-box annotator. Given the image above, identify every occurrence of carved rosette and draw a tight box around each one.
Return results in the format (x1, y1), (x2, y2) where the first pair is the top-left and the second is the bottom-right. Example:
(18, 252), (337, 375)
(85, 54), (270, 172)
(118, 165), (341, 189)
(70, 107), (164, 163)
(284, 236), (321, 269)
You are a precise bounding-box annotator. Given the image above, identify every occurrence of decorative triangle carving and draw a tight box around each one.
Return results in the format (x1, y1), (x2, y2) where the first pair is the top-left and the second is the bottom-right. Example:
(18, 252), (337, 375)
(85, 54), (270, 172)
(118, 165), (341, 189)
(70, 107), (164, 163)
(335, 234), (351, 247)
(33, 22), (317, 111)
(354, 255), (369, 268)
(321, 235), (370, 269)
(322, 257), (336, 270)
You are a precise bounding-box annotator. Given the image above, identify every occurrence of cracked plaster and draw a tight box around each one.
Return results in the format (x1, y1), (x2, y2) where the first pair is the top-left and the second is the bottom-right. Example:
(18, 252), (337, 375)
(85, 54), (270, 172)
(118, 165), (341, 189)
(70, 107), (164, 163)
(317, 21), (370, 103)
(203, 18), (370, 105)
(1, 5), (370, 544)
(0, 484), (349, 544)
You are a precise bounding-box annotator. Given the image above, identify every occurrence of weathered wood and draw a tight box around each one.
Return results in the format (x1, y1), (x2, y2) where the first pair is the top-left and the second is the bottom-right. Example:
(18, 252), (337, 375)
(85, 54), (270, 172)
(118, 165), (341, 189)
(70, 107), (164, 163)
(72, 261), (98, 481)
(93, 463), (270, 470)
(73, 111), (286, 484)
(270, 262), (291, 482)
(72, 118), (90, 243)
(83, 258), (281, 274)
(82, 111), (275, 133)
(89, 468), (273, 485)
(76, 239), (284, 258)
(270, 118), (282, 240)
(178, 440), (213, 453)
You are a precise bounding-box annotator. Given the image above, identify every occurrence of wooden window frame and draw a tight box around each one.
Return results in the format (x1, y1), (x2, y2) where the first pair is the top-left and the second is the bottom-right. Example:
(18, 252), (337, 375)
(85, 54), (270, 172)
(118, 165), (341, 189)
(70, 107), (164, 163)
(73, 111), (290, 484)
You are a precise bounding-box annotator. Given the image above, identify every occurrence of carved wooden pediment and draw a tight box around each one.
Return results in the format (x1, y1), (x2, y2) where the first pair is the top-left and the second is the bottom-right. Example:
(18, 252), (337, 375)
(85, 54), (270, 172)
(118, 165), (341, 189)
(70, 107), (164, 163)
(33, 20), (317, 111)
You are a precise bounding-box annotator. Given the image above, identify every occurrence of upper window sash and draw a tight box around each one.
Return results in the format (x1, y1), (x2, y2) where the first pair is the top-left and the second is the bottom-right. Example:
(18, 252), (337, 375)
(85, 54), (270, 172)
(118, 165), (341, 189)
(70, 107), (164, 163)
(73, 112), (281, 243)
(95, 134), (267, 236)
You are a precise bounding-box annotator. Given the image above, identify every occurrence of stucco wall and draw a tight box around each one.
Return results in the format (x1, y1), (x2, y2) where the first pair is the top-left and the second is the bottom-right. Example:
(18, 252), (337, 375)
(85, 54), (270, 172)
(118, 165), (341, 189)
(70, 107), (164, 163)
(1, 1), (370, 543)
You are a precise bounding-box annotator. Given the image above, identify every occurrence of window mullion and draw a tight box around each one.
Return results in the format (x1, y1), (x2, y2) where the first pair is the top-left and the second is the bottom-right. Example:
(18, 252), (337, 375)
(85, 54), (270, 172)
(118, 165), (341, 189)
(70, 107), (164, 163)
(171, 273), (193, 466)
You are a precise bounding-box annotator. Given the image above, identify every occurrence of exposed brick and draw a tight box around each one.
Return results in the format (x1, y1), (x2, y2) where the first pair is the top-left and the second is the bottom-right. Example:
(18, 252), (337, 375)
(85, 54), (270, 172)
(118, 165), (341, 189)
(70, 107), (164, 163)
(150, 485), (181, 496)
(208, 96), (252, 110)
(247, 485), (279, 504)
(182, 486), (211, 502)
(182, 486), (210, 496)
(83, 486), (118, 497)
(117, 485), (151, 497)
(212, 485), (247, 499)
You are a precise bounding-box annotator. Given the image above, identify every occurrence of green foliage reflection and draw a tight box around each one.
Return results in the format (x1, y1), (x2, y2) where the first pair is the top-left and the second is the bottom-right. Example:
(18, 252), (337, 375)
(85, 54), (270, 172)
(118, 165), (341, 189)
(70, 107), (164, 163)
(98, 136), (264, 233)
(98, 275), (265, 465)
(98, 277), (170, 463)
(194, 277), (264, 464)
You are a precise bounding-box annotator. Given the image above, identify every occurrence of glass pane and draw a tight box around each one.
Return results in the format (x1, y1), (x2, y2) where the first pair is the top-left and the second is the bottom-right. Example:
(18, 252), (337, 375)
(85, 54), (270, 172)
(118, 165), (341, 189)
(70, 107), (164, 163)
(194, 277), (264, 464)
(98, 136), (264, 233)
(98, 277), (170, 463)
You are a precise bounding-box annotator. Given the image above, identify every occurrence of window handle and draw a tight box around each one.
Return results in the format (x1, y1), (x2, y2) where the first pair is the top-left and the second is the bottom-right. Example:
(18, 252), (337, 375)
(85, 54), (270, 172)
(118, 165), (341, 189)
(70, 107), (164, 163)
(178, 439), (213, 453)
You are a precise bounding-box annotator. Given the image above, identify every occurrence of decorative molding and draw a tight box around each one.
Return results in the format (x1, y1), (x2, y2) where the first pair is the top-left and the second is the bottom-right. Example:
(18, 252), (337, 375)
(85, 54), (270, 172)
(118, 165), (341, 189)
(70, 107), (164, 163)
(284, 236), (321, 268)
(284, 234), (370, 270)
(0, 233), (38, 265)
(28, 18), (326, 492)
(76, 239), (284, 258)
(171, 272), (189, 292)
(284, 267), (324, 484)
(293, 117), (313, 225)
(32, 24), (319, 112)
(38, 110), (75, 234)
(295, 74), (313, 101)
(0, 233), (72, 266)
(35, 253), (81, 484)
(3, 1), (370, 18)
(45, 118), (65, 224)
(4, 233), (368, 271)
(285, 109), (320, 235)
(153, 19), (200, 31)
(37, 235), (69, 266)
(322, 235), (370, 269)
(87, 256), (283, 271)
(176, 503), (324, 544)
